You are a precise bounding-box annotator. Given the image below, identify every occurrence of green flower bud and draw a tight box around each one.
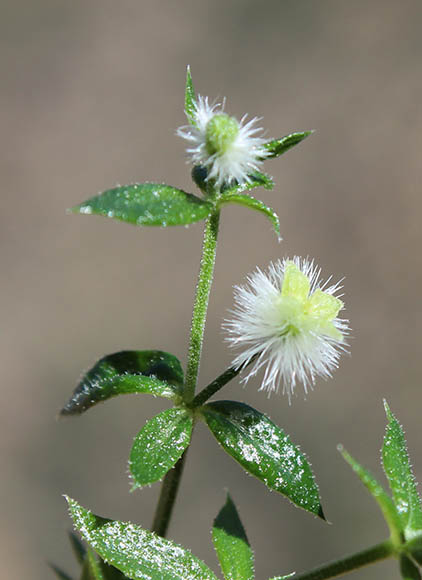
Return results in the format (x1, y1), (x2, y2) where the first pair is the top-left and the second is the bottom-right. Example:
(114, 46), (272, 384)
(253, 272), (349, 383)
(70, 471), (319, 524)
(205, 114), (239, 156)
(177, 95), (267, 188)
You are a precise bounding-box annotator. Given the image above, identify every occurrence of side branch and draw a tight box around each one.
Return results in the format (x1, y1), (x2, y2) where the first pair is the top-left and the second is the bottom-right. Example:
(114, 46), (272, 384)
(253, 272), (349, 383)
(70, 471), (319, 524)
(291, 540), (394, 580)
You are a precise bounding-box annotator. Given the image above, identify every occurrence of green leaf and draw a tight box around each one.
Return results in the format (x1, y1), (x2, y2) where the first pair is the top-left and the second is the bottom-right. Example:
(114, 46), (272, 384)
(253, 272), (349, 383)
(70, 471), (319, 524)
(219, 193), (280, 238)
(262, 132), (313, 159)
(185, 66), (197, 126)
(67, 497), (219, 580)
(129, 408), (193, 488)
(382, 401), (422, 533)
(222, 171), (274, 195)
(339, 445), (403, 544)
(212, 494), (254, 580)
(50, 564), (74, 580)
(400, 555), (421, 580)
(70, 184), (213, 228)
(61, 351), (183, 416)
(201, 401), (323, 518)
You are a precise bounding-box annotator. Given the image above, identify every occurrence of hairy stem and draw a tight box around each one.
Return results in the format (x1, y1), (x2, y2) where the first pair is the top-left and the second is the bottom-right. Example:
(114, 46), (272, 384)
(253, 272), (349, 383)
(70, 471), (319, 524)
(191, 354), (258, 408)
(290, 540), (394, 580)
(184, 210), (220, 403)
(151, 450), (188, 537)
(151, 210), (220, 536)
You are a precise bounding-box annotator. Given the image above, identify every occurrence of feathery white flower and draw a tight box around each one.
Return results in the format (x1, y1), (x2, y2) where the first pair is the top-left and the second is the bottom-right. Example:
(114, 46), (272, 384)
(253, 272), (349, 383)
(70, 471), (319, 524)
(224, 258), (349, 400)
(177, 95), (268, 189)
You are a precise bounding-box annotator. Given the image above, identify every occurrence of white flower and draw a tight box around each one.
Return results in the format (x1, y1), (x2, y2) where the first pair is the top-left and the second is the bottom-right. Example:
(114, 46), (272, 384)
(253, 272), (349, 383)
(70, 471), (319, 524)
(177, 95), (268, 189)
(224, 258), (349, 400)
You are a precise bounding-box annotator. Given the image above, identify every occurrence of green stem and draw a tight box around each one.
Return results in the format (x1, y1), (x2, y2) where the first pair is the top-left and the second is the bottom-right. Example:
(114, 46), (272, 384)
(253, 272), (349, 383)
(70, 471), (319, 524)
(151, 210), (220, 536)
(151, 449), (188, 537)
(85, 547), (105, 580)
(184, 210), (220, 403)
(191, 354), (259, 408)
(290, 540), (394, 580)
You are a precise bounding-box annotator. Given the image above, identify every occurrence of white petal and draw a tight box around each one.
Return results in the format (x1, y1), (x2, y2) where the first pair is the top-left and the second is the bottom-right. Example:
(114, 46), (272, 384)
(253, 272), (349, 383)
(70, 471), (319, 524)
(224, 258), (349, 400)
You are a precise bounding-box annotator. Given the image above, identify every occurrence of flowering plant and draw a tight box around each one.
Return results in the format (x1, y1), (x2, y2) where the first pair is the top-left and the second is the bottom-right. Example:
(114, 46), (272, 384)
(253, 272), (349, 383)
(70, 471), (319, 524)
(54, 68), (422, 580)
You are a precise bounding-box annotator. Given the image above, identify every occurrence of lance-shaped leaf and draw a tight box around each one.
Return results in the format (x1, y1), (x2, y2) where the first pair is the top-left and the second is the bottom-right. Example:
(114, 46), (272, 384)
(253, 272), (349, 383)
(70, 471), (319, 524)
(382, 401), (422, 533)
(185, 66), (197, 126)
(61, 351), (183, 416)
(400, 555), (422, 580)
(222, 171), (274, 195)
(70, 184), (213, 228)
(262, 132), (313, 159)
(67, 497), (219, 580)
(339, 445), (403, 545)
(129, 408), (193, 488)
(201, 401), (323, 518)
(212, 494), (254, 580)
(219, 193), (280, 238)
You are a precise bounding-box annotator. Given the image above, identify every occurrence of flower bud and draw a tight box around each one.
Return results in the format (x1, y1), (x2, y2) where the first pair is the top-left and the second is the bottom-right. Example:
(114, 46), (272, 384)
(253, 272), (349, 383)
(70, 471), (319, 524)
(205, 114), (239, 156)
(177, 95), (268, 188)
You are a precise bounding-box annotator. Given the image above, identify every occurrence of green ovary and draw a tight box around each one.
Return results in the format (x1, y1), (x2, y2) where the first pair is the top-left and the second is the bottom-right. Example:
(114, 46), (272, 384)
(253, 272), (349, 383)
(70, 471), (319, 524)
(205, 114), (239, 156)
(278, 262), (344, 341)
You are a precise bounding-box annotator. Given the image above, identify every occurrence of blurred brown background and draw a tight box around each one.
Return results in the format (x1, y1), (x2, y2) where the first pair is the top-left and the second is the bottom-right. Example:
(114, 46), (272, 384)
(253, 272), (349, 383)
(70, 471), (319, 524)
(1, 1), (422, 578)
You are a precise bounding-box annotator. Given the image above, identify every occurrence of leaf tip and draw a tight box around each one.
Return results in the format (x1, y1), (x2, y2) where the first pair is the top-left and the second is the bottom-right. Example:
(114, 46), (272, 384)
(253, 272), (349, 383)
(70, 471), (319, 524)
(59, 402), (77, 417)
(337, 444), (349, 463)
(263, 175), (275, 190)
(383, 398), (393, 419)
(68, 203), (88, 215)
(221, 491), (237, 515)
(129, 481), (141, 493)
(68, 205), (87, 217)
(64, 495), (76, 519)
(272, 215), (281, 239)
(317, 503), (327, 521)
(64, 495), (81, 520)
(297, 130), (314, 140)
